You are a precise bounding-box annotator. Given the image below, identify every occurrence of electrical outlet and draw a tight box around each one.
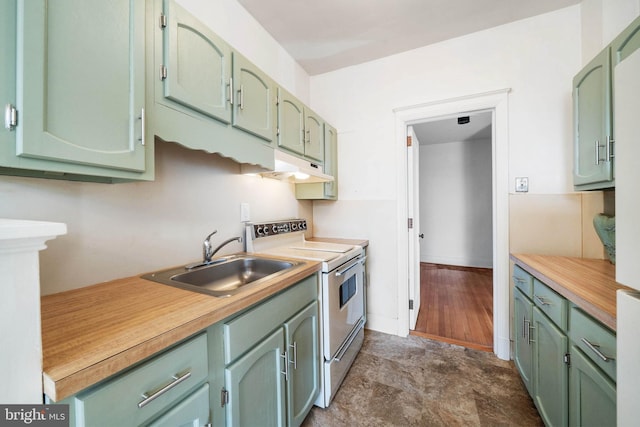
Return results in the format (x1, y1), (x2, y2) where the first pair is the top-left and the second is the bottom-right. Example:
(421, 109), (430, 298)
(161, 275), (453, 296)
(240, 203), (250, 222)
(515, 177), (529, 193)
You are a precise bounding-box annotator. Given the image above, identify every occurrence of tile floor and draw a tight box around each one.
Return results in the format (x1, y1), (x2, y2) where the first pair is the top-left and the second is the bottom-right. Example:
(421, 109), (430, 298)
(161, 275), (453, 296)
(303, 330), (542, 426)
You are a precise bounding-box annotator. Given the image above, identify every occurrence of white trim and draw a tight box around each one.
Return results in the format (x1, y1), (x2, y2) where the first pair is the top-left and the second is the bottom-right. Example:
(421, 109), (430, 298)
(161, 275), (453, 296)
(394, 89), (511, 360)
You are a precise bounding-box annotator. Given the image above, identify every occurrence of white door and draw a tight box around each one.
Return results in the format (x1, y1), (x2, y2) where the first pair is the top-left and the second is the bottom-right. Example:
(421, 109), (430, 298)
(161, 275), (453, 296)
(407, 126), (421, 328)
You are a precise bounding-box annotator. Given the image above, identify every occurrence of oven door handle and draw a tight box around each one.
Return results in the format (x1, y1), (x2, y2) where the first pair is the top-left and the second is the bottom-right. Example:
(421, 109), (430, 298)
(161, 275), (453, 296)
(335, 259), (361, 276)
(334, 319), (365, 362)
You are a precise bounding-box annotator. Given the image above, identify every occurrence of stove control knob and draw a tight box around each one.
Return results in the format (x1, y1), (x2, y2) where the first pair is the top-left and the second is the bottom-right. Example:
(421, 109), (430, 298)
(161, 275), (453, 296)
(256, 225), (263, 236)
(272, 224), (278, 234)
(291, 222), (298, 231)
(300, 221), (306, 230)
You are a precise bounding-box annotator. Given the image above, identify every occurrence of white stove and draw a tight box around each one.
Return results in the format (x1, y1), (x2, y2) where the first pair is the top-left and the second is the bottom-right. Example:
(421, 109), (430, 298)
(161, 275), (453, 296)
(245, 219), (366, 408)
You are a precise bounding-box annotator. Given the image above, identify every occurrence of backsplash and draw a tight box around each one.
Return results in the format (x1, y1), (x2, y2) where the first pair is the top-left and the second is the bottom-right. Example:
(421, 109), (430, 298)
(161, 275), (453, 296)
(509, 192), (606, 259)
(0, 141), (312, 295)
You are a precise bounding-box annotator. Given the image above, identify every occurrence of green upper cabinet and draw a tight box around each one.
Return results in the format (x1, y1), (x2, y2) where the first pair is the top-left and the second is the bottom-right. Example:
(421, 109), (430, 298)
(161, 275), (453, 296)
(0, 0), (154, 182)
(572, 47), (614, 190)
(161, 0), (232, 124)
(17, 0), (146, 172)
(611, 15), (640, 65)
(232, 53), (276, 142)
(150, 0), (274, 168)
(303, 109), (324, 162)
(277, 87), (324, 163)
(277, 88), (305, 156)
(295, 123), (338, 200)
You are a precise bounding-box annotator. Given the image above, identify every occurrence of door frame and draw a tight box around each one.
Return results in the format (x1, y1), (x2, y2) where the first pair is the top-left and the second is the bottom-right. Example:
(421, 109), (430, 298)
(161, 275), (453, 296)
(394, 89), (511, 360)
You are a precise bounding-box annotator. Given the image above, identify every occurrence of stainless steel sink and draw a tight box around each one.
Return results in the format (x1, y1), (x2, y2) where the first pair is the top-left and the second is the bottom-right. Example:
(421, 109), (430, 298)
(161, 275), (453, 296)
(142, 255), (301, 297)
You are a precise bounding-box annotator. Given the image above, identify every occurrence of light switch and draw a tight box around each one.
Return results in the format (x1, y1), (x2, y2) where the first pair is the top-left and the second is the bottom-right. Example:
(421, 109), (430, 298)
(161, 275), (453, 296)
(515, 177), (529, 193)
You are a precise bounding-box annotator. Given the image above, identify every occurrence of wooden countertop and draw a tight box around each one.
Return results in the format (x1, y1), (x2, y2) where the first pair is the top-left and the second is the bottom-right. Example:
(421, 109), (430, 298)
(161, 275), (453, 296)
(40, 254), (321, 402)
(309, 237), (369, 248)
(510, 254), (632, 330)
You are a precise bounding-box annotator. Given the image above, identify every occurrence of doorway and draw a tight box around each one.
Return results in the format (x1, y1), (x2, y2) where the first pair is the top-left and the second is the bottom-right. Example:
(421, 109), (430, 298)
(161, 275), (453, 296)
(394, 89), (511, 360)
(409, 111), (494, 351)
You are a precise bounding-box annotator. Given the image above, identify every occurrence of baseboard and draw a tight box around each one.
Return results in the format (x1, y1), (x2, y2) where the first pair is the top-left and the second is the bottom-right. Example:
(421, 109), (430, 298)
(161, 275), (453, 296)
(494, 334), (511, 361)
(364, 314), (401, 336)
(420, 255), (493, 269)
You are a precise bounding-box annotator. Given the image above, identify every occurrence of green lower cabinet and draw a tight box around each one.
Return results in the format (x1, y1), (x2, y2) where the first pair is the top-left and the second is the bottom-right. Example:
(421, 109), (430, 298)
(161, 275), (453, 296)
(285, 302), (320, 427)
(568, 346), (616, 427)
(225, 328), (287, 427)
(147, 383), (210, 427)
(513, 287), (534, 395)
(533, 307), (569, 427)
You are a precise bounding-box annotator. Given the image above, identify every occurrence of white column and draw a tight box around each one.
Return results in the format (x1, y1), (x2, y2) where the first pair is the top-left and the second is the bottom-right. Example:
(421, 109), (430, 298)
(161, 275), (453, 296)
(0, 219), (66, 404)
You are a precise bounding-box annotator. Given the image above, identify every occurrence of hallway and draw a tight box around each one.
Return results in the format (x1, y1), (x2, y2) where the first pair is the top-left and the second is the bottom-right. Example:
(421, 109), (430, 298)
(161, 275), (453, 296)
(411, 263), (493, 351)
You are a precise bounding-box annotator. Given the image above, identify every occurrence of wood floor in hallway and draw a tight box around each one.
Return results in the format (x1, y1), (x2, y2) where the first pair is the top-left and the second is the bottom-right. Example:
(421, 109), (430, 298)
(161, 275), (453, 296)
(411, 263), (493, 352)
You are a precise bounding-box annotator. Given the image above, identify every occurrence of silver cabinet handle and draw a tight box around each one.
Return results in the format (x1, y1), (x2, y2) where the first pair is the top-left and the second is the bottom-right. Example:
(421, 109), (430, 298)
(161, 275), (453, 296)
(138, 370), (192, 408)
(238, 84), (244, 110)
(581, 338), (615, 362)
(289, 342), (297, 370)
(534, 295), (551, 306)
(526, 320), (534, 345)
(227, 77), (234, 105)
(513, 277), (525, 284)
(138, 108), (145, 146)
(607, 135), (614, 159)
(522, 316), (527, 339)
(280, 351), (289, 381)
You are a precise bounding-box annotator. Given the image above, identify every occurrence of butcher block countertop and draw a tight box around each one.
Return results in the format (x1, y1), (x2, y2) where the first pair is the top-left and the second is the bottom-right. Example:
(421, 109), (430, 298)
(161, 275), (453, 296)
(40, 254), (321, 402)
(510, 254), (632, 331)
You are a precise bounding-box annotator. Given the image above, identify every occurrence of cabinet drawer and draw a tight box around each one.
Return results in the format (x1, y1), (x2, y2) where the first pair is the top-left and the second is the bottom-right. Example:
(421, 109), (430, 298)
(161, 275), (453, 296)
(224, 274), (317, 364)
(75, 333), (208, 427)
(513, 265), (533, 297)
(533, 279), (567, 330)
(570, 307), (616, 380)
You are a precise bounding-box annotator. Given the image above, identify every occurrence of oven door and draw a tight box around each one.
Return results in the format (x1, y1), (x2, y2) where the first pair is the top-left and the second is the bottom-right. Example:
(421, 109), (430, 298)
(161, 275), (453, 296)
(323, 256), (365, 359)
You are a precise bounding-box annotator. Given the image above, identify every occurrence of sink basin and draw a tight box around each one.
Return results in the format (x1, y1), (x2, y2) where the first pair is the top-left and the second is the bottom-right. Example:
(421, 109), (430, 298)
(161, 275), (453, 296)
(142, 255), (300, 297)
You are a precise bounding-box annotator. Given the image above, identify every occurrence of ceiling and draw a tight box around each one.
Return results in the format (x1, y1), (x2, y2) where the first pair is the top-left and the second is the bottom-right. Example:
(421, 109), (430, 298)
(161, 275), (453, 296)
(237, 0), (581, 75)
(413, 111), (492, 145)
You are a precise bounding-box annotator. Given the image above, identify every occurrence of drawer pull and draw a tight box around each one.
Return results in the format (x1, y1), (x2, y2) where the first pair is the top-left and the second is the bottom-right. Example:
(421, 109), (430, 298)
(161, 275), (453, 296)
(581, 338), (615, 363)
(513, 277), (525, 284)
(138, 370), (192, 408)
(534, 295), (551, 306)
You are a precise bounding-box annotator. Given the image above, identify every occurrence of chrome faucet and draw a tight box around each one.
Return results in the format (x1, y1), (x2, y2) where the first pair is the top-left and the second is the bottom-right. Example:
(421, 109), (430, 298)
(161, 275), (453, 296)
(202, 230), (218, 263)
(187, 230), (243, 270)
(209, 236), (243, 260)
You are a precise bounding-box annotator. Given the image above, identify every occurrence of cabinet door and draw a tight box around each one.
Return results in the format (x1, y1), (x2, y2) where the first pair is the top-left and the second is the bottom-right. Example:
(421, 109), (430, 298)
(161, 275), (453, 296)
(568, 347), (616, 427)
(303, 109), (324, 162)
(514, 288), (534, 396)
(611, 15), (640, 65)
(232, 53), (275, 142)
(323, 124), (338, 199)
(572, 47), (613, 188)
(533, 307), (569, 427)
(284, 302), (320, 427)
(147, 383), (210, 427)
(17, 0), (146, 172)
(277, 88), (305, 156)
(225, 328), (286, 427)
(162, 0), (232, 124)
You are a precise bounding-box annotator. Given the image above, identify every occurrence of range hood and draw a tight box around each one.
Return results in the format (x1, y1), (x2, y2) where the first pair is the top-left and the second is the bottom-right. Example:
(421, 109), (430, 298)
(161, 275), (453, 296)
(242, 149), (334, 183)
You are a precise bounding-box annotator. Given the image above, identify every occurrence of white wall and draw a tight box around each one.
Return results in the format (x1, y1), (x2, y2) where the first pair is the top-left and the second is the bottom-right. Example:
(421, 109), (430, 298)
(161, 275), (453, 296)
(0, 0), (312, 295)
(311, 6), (582, 334)
(581, 0), (640, 63)
(419, 139), (492, 268)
